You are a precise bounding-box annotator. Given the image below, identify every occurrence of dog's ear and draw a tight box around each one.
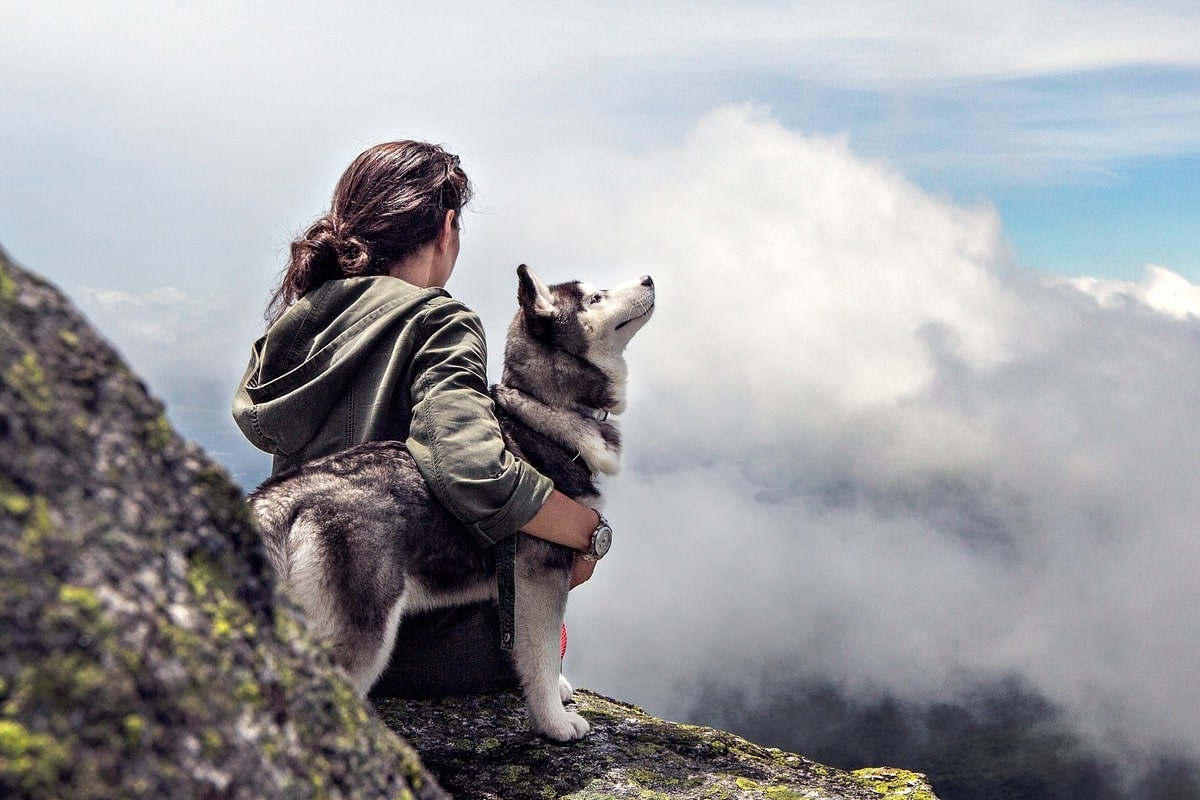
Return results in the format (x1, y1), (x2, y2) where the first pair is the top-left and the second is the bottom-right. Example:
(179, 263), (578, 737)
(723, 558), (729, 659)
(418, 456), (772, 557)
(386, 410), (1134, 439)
(517, 264), (556, 318)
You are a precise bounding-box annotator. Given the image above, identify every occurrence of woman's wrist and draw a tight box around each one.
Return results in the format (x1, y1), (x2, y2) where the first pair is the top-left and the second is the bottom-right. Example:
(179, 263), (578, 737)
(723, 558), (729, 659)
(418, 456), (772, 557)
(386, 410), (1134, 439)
(521, 489), (599, 552)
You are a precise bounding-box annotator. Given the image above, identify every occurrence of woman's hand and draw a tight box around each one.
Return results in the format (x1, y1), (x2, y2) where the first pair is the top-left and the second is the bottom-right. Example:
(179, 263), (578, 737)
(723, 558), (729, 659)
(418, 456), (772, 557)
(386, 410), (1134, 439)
(570, 554), (597, 589)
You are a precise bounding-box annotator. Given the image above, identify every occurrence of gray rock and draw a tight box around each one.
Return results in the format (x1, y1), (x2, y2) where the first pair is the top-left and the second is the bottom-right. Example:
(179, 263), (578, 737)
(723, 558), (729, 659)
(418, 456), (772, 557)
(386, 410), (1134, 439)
(376, 689), (940, 799)
(0, 247), (446, 799)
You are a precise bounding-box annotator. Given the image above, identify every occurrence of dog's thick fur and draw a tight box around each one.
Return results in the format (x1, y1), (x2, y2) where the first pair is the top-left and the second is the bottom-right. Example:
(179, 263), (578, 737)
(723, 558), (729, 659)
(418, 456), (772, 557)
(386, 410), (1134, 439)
(248, 265), (654, 741)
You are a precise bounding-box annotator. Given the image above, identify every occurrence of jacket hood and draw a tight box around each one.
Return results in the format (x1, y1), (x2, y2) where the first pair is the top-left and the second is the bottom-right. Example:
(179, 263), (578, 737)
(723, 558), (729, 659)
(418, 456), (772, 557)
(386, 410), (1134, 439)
(233, 276), (447, 457)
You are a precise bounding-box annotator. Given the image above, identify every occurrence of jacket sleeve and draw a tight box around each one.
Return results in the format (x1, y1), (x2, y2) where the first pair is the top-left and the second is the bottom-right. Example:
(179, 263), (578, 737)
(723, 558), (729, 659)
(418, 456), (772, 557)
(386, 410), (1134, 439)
(405, 298), (554, 547)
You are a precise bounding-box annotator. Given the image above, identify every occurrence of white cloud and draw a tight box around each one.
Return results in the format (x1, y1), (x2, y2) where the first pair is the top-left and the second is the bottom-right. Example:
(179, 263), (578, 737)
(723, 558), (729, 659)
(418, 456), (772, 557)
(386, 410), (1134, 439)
(77, 285), (193, 345)
(84, 285), (188, 309)
(1060, 265), (1200, 319)
(3, 1), (1198, 322)
(4, 3), (1199, 161)
(8, 2), (1198, 89)
(512, 107), (1200, 758)
(483, 106), (1025, 422)
(71, 282), (274, 484)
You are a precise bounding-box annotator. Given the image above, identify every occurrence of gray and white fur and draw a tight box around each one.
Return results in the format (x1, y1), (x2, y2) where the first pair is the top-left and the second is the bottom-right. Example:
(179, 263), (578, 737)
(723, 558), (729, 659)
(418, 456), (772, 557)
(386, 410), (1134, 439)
(248, 265), (654, 741)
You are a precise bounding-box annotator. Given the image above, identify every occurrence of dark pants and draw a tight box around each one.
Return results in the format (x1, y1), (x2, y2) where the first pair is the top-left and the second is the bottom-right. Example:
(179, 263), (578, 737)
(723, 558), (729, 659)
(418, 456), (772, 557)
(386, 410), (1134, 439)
(367, 601), (520, 700)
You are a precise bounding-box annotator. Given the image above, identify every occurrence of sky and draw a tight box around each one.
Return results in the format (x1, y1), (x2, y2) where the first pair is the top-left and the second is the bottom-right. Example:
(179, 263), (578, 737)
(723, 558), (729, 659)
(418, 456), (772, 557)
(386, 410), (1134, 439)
(4, 0), (1200, 767)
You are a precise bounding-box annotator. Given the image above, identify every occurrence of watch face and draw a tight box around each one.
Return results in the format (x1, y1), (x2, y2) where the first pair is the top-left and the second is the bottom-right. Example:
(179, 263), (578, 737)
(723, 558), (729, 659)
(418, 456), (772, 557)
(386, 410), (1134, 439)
(594, 525), (612, 558)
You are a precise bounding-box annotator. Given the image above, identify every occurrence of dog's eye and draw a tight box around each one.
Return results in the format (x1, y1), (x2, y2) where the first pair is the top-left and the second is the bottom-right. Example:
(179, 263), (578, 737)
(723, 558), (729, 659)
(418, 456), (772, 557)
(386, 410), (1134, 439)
(588, 293), (602, 305)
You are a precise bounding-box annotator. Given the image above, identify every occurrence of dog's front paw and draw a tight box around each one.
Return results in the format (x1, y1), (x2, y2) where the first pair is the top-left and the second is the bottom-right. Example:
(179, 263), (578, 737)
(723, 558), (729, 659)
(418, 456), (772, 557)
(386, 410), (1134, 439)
(537, 710), (591, 742)
(558, 673), (575, 704)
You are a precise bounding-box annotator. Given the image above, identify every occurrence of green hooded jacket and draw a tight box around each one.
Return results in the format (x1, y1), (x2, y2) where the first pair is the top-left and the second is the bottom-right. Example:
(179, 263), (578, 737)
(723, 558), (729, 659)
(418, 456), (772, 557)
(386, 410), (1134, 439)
(232, 275), (553, 547)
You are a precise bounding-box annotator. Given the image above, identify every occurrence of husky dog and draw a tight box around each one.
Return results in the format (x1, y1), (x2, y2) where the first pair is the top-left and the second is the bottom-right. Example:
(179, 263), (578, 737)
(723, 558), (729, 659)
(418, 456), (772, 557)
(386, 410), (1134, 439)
(249, 265), (654, 741)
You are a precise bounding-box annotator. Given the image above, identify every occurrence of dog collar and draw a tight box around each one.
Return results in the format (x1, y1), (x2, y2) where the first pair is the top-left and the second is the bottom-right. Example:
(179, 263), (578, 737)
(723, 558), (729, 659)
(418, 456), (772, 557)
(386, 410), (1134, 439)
(580, 405), (610, 421)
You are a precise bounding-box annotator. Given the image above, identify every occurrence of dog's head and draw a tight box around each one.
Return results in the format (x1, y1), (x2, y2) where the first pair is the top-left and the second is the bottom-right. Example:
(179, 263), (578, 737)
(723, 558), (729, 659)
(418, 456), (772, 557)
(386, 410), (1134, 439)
(504, 265), (654, 413)
(515, 264), (655, 361)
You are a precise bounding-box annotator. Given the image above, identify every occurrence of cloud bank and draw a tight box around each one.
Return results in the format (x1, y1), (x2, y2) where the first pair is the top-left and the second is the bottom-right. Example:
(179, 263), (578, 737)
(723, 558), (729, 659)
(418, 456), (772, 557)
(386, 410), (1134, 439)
(487, 107), (1200, 760)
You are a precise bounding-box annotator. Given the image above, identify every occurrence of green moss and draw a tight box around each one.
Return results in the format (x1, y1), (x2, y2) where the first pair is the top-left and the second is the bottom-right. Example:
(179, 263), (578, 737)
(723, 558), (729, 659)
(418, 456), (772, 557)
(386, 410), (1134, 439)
(155, 613), (204, 655)
(307, 751), (337, 800)
(187, 464), (261, 542)
(114, 643), (143, 673)
(122, 714), (146, 749)
(274, 607), (304, 645)
(188, 551), (255, 646)
(213, 617), (233, 639)
(187, 552), (222, 597)
(45, 584), (114, 649)
(57, 329), (81, 350)
(275, 659), (297, 693)
(60, 654), (107, 697)
(7, 494), (53, 558)
(324, 672), (372, 738)
(0, 263), (14, 302)
(144, 414), (173, 450)
(0, 718), (70, 790)
(262, 738), (282, 761)
(627, 767), (674, 787)
(393, 737), (432, 799)
(4, 351), (53, 414)
(500, 763), (531, 784)
(852, 767), (938, 800)
(58, 584), (102, 614)
(234, 680), (262, 706)
(201, 728), (224, 756)
(0, 477), (31, 516)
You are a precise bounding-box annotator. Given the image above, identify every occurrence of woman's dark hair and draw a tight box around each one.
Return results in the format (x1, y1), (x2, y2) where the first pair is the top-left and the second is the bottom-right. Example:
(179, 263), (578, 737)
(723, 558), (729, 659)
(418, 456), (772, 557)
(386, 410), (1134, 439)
(267, 140), (472, 322)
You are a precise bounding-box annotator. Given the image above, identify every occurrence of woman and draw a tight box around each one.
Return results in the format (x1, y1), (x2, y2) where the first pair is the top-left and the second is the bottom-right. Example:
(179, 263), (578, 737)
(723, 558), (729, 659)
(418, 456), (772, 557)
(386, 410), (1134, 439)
(232, 140), (603, 697)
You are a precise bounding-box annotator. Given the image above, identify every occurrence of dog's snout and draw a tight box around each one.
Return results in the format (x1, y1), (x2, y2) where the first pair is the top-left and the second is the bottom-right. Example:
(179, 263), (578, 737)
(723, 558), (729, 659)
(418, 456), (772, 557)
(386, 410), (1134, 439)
(641, 275), (654, 288)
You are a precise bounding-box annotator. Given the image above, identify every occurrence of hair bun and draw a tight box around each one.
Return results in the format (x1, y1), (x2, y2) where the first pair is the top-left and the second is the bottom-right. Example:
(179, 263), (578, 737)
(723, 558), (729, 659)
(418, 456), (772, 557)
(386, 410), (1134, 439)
(299, 216), (371, 276)
(334, 234), (371, 276)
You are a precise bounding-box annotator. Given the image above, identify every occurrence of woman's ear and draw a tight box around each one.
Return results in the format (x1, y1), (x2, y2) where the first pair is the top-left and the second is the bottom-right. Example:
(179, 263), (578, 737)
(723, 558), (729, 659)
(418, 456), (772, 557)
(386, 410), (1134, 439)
(438, 209), (457, 251)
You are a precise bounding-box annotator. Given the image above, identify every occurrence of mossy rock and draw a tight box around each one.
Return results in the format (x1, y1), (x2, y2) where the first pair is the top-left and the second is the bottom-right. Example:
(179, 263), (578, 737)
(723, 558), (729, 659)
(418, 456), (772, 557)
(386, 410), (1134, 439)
(376, 689), (940, 799)
(0, 247), (445, 799)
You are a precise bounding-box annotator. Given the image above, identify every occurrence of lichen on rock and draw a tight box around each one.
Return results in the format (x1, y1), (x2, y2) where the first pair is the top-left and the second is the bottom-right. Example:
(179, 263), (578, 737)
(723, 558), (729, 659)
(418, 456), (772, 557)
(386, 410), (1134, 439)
(376, 689), (940, 799)
(0, 247), (446, 800)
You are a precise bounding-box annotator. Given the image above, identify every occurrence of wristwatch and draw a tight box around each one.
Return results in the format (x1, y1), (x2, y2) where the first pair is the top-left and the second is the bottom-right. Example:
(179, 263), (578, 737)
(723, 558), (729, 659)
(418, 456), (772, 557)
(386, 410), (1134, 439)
(580, 513), (612, 562)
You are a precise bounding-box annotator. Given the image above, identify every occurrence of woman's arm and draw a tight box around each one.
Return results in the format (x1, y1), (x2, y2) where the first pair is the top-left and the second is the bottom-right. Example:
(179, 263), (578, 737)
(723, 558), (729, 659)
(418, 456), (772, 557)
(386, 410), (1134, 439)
(520, 489), (598, 550)
(521, 489), (603, 589)
(405, 299), (605, 587)
(406, 300), (556, 545)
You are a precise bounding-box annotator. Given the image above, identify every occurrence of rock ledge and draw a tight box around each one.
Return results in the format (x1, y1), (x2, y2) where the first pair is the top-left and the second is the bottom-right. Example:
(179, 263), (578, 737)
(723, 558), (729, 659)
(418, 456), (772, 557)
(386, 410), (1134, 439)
(377, 689), (938, 799)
